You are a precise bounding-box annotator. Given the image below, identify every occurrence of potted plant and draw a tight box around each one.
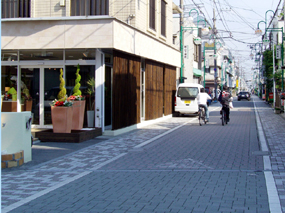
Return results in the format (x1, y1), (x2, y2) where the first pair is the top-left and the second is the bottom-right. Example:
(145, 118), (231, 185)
(69, 64), (86, 130)
(22, 87), (33, 111)
(274, 107), (281, 114)
(50, 68), (73, 133)
(7, 87), (17, 101)
(86, 77), (95, 127)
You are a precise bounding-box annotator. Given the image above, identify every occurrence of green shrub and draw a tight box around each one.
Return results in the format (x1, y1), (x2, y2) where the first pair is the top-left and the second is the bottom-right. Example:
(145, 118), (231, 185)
(57, 68), (67, 101)
(73, 64), (82, 96)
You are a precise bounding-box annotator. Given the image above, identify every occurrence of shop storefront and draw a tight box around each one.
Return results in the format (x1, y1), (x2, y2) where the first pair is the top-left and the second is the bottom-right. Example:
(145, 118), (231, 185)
(1, 48), (103, 129)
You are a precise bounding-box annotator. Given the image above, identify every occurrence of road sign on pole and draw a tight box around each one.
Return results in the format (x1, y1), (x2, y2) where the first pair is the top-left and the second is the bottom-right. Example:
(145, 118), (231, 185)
(183, 45), (188, 59)
(276, 45), (281, 59)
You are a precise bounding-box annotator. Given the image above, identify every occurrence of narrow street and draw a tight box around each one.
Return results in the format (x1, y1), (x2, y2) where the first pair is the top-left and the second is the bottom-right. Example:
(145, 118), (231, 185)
(2, 95), (285, 212)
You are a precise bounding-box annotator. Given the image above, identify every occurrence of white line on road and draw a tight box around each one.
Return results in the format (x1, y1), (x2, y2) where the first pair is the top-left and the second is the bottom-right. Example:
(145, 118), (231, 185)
(253, 98), (282, 213)
(135, 107), (221, 149)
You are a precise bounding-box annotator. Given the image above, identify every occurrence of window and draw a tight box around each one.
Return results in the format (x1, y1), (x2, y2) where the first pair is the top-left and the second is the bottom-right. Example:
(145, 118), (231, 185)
(194, 43), (200, 62)
(149, 0), (155, 30)
(2, 0), (30, 18)
(71, 0), (109, 16)
(161, 0), (166, 36)
(177, 87), (199, 98)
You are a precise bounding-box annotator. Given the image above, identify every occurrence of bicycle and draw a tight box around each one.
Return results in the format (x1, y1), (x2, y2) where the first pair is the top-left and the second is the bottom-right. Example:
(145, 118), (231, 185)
(198, 105), (207, 126)
(220, 107), (228, 126)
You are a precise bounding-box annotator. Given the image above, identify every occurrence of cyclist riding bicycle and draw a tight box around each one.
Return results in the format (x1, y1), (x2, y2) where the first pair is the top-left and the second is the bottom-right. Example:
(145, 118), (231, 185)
(218, 85), (232, 122)
(197, 88), (212, 122)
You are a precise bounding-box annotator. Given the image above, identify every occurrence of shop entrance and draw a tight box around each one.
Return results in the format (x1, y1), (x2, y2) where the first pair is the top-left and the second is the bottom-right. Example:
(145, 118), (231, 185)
(20, 66), (63, 128)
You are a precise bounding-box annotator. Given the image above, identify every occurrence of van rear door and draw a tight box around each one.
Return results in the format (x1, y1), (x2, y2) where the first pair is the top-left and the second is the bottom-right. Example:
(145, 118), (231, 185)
(176, 86), (199, 106)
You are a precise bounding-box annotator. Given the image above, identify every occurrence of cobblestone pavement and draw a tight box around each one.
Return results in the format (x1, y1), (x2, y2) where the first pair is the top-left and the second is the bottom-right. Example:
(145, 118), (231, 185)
(1, 96), (284, 212)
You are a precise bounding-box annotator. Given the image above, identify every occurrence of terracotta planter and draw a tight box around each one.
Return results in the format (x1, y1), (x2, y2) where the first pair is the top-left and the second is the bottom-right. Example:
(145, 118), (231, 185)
(71, 100), (86, 130)
(51, 106), (73, 133)
(24, 100), (33, 111)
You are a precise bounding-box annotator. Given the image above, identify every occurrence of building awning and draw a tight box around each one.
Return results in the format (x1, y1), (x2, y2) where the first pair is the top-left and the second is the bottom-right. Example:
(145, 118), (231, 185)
(193, 68), (202, 77)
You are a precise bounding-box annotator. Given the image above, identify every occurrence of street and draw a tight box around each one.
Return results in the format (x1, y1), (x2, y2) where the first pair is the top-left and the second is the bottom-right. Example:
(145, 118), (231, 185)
(2, 95), (285, 213)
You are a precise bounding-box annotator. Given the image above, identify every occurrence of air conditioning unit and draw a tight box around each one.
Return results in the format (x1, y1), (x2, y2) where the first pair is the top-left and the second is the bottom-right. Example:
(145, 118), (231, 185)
(60, 0), (65, 7)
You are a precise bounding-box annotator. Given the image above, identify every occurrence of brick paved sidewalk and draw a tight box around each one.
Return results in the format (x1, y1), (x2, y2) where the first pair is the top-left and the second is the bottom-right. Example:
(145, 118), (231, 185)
(1, 116), (193, 212)
(254, 96), (285, 212)
(3, 99), (284, 213)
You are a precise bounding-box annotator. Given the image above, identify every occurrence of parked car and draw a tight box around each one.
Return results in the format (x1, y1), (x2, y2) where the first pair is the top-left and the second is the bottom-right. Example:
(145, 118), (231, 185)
(174, 83), (204, 116)
(238, 91), (250, 101)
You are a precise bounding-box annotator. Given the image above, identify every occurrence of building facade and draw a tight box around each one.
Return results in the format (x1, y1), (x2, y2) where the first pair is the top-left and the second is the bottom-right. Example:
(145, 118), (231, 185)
(1, 0), (180, 132)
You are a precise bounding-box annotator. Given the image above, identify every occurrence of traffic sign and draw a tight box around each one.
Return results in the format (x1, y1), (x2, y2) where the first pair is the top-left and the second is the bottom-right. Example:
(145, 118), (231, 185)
(183, 45), (188, 59)
(276, 45), (281, 59)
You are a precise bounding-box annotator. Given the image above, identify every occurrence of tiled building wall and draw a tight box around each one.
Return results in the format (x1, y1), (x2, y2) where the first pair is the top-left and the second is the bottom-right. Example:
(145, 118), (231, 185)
(32, 0), (70, 17)
(111, 0), (136, 24)
(110, 0), (174, 47)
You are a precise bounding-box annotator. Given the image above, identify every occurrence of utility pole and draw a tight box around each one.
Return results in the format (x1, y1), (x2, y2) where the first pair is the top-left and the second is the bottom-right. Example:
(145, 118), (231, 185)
(180, 0), (184, 83)
(273, 42), (276, 107)
(213, 0), (218, 100)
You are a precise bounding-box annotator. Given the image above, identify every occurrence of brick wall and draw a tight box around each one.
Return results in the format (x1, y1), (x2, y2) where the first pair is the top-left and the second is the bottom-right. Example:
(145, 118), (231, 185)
(2, 151), (24, 168)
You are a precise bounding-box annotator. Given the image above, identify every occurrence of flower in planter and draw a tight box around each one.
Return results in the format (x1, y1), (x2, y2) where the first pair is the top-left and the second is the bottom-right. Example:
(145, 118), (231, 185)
(69, 95), (84, 101)
(280, 92), (285, 99)
(50, 99), (73, 107)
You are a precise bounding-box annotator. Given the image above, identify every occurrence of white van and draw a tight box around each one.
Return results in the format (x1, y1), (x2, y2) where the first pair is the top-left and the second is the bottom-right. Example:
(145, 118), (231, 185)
(174, 83), (204, 116)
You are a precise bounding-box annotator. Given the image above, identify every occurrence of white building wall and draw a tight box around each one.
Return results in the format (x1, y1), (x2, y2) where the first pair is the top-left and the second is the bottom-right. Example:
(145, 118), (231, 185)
(2, 18), (180, 67)
(28, 0), (174, 48)
(2, 18), (114, 49)
(113, 21), (180, 67)
(173, 16), (199, 83)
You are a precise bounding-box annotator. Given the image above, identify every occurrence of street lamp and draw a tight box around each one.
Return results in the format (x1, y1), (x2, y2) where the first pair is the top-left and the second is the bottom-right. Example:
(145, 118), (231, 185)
(203, 37), (223, 98)
(180, 9), (208, 83)
(250, 43), (263, 97)
(256, 9), (284, 105)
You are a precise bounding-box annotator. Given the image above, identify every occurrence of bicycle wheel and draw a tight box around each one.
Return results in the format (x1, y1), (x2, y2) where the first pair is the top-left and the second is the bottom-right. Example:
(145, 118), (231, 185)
(198, 108), (202, 126)
(203, 109), (207, 124)
(221, 109), (224, 126)
(224, 110), (228, 125)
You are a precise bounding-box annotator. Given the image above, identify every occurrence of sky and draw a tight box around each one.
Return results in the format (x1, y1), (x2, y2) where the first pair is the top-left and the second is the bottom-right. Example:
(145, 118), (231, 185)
(173, 0), (283, 82)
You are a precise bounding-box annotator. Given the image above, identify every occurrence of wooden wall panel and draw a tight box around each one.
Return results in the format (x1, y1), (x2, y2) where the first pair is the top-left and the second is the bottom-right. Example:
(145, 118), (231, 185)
(145, 60), (165, 120)
(112, 50), (140, 130)
(157, 63), (164, 118)
(164, 65), (176, 115)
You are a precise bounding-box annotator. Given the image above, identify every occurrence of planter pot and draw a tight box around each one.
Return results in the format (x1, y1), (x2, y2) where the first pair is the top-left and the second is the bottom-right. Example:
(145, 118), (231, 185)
(87, 110), (95, 127)
(51, 106), (73, 133)
(71, 100), (86, 130)
(274, 109), (281, 114)
(24, 100), (33, 111)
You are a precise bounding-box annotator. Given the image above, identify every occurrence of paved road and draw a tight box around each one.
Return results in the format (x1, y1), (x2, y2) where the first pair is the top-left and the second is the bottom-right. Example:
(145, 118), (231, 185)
(1, 95), (284, 212)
